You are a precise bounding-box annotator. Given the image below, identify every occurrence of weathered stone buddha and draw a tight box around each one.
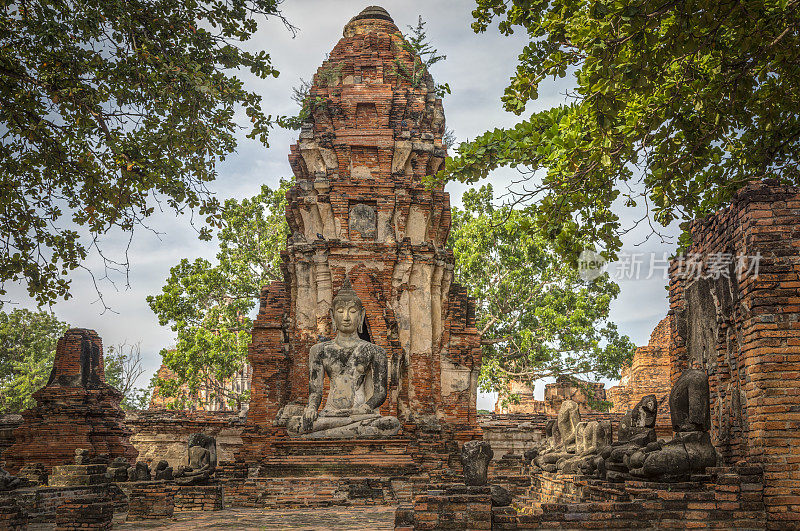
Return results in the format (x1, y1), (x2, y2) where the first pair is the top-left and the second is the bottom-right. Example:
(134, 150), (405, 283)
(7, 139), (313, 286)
(559, 419), (612, 475)
(600, 394), (658, 481)
(286, 278), (401, 439)
(524, 418), (558, 463)
(533, 399), (580, 472)
(0, 466), (21, 491)
(174, 433), (217, 485)
(629, 368), (717, 480)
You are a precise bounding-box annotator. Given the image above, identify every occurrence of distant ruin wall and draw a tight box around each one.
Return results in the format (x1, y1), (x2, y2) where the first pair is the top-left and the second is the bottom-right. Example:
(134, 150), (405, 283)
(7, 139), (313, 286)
(124, 410), (245, 470)
(607, 317), (673, 438)
(479, 412), (623, 460)
(495, 377), (607, 416)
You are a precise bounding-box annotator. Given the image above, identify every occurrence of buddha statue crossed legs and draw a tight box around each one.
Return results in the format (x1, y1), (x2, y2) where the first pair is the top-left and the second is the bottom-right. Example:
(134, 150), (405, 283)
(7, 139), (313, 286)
(286, 277), (401, 439)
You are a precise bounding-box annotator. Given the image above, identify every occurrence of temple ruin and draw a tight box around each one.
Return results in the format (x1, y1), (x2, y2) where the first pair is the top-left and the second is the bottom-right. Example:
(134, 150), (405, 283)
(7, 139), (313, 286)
(0, 7), (798, 530)
(238, 5), (482, 480)
(4, 329), (138, 474)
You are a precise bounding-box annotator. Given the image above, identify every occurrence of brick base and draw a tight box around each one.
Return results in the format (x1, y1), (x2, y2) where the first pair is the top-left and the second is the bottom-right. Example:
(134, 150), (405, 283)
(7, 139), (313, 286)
(0, 496), (27, 530)
(222, 476), (415, 508)
(127, 484), (177, 520)
(174, 484), (224, 511)
(494, 465), (766, 529)
(54, 496), (113, 530)
(397, 483), (492, 531)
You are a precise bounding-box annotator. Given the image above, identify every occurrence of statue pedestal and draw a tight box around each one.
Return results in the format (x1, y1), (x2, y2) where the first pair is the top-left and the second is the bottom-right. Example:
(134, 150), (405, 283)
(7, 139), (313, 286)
(174, 484), (224, 511)
(223, 439), (425, 508)
(259, 438), (418, 478)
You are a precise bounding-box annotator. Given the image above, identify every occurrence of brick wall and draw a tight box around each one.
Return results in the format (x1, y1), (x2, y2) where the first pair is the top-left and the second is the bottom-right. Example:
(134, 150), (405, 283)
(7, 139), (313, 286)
(668, 180), (800, 528)
(607, 317), (673, 437)
(496, 377), (609, 416)
(124, 410), (244, 470)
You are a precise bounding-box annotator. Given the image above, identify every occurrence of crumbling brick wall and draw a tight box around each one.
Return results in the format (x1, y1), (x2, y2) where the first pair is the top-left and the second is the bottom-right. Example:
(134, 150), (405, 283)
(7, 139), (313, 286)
(125, 410), (244, 470)
(4, 329), (138, 473)
(496, 377), (608, 416)
(668, 180), (800, 528)
(607, 317), (673, 437)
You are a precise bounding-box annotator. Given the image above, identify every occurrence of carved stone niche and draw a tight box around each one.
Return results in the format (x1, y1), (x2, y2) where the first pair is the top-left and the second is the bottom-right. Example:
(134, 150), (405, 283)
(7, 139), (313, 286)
(349, 203), (377, 240)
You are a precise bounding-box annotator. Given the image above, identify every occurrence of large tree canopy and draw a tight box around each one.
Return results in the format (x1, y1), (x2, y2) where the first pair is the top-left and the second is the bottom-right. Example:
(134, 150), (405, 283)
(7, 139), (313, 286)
(0, 308), (69, 412)
(0, 0), (290, 306)
(438, 0), (800, 257)
(147, 181), (289, 408)
(450, 185), (635, 394)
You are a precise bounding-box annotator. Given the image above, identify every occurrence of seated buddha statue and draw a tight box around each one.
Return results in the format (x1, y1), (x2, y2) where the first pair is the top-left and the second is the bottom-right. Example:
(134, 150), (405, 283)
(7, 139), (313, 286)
(533, 399), (581, 472)
(287, 277), (401, 439)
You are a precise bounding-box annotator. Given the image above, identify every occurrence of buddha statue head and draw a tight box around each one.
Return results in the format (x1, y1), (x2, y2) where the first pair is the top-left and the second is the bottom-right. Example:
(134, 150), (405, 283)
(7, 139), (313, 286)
(331, 276), (365, 335)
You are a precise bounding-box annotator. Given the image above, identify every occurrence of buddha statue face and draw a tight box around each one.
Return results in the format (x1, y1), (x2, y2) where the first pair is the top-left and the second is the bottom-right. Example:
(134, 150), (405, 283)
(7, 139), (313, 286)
(334, 300), (362, 334)
(331, 277), (365, 335)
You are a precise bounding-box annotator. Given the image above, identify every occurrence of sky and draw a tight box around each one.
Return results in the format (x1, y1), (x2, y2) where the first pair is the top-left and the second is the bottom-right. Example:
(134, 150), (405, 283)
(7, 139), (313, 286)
(6, 0), (679, 410)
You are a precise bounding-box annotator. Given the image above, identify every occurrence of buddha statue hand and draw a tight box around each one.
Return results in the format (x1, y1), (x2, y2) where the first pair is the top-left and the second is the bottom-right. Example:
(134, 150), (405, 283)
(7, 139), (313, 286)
(302, 405), (319, 432)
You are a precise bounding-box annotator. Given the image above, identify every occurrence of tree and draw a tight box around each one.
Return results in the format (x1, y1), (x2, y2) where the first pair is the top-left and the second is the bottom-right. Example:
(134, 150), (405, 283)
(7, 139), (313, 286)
(394, 15), (451, 97)
(450, 185), (635, 397)
(105, 341), (152, 410)
(438, 0), (800, 257)
(147, 181), (290, 408)
(1, 0), (293, 307)
(0, 309), (69, 413)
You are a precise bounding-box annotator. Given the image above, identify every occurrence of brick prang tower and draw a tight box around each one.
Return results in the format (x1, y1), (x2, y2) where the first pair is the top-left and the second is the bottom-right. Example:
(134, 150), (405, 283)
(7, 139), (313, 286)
(5, 328), (138, 473)
(241, 6), (482, 472)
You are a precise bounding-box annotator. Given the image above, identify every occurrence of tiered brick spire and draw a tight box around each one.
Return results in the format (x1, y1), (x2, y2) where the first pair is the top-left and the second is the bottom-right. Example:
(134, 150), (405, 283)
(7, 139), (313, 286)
(242, 6), (481, 464)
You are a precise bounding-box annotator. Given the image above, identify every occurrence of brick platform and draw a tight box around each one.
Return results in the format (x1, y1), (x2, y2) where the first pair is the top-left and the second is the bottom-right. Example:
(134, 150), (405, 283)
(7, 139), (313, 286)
(54, 495), (113, 530)
(396, 484), (492, 531)
(223, 476), (412, 508)
(174, 484), (224, 511)
(126, 484), (177, 520)
(256, 438), (418, 477)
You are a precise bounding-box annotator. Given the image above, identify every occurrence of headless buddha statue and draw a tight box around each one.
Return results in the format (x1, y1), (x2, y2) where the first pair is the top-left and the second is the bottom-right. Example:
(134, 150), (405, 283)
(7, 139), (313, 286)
(558, 419), (612, 475)
(287, 277), (401, 439)
(628, 368), (717, 480)
(533, 399), (580, 472)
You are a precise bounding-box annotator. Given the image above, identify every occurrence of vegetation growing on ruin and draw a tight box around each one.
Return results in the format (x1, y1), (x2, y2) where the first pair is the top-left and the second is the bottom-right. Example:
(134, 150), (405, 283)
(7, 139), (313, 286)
(438, 0), (800, 258)
(0, 0), (293, 307)
(450, 185), (635, 393)
(147, 182), (290, 409)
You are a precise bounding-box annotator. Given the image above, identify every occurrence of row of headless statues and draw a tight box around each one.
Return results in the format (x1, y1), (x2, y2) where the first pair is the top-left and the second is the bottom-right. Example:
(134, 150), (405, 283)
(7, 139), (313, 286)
(527, 368), (718, 482)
